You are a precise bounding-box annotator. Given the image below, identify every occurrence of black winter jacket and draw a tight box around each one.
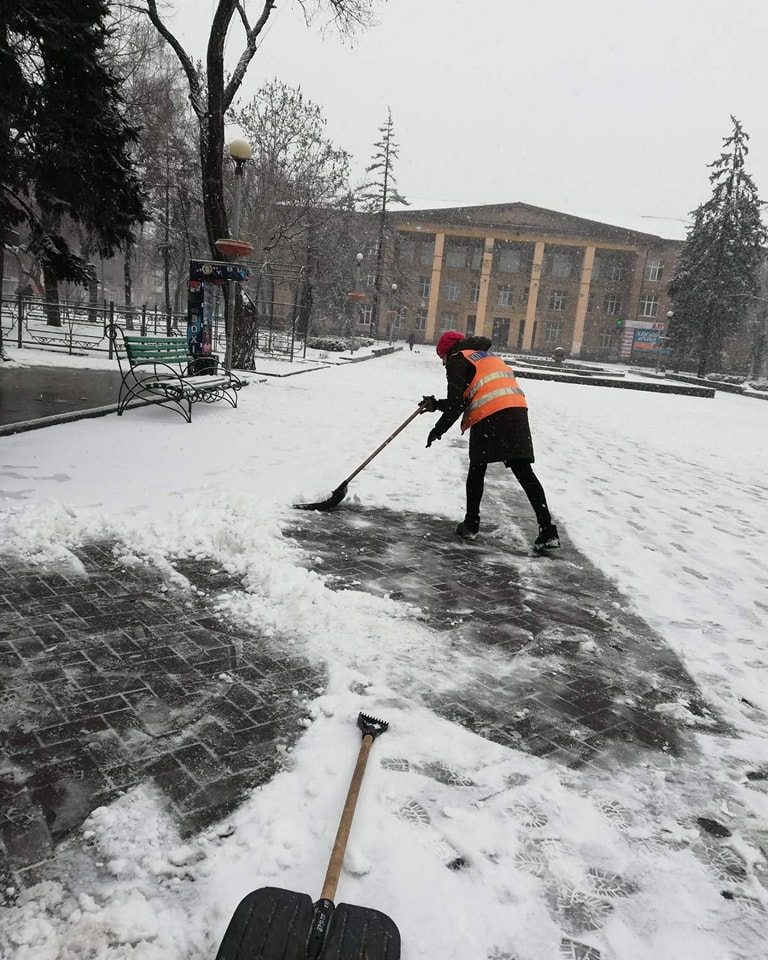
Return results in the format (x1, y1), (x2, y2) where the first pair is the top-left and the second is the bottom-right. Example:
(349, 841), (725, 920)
(432, 336), (535, 464)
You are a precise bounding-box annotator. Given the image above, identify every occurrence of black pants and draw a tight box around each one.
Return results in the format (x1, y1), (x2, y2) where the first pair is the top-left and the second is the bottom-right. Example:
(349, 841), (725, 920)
(465, 460), (552, 528)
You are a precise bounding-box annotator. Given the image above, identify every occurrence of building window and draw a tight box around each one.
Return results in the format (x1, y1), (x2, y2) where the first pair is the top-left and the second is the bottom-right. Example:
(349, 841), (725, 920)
(470, 280), (480, 304)
(466, 314), (476, 336)
(415, 308), (427, 331)
(419, 240), (435, 265)
(549, 290), (566, 311)
(439, 311), (457, 332)
(598, 328), (613, 349)
(497, 283), (514, 306)
(497, 246), (522, 273)
(470, 245), (483, 270)
(445, 242), (467, 268)
(519, 287), (529, 308)
(639, 294), (659, 318)
(644, 258), (664, 282)
(603, 294), (622, 315)
(595, 256), (627, 282)
(444, 279), (461, 301)
(544, 320), (562, 343)
(366, 273), (376, 289)
(551, 253), (572, 278)
(418, 275), (431, 299)
(398, 238), (415, 263)
(359, 304), (373, 326)
(608, 263), (626, 282)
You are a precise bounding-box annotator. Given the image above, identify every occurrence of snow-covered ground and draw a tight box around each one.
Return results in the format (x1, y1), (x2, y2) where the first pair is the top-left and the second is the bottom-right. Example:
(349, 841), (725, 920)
(1, 342), (767, 959)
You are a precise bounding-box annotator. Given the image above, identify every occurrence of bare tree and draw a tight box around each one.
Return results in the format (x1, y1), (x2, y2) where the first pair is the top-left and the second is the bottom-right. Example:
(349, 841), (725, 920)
(231, 79), (356, 353)
(234, 79), (353, 258)
(108, 11), (205, 319)
(142, 0), (374, 257)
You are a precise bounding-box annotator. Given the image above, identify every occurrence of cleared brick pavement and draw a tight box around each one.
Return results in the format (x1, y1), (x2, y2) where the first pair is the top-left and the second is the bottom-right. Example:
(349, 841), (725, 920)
(0, 503), (725, 895)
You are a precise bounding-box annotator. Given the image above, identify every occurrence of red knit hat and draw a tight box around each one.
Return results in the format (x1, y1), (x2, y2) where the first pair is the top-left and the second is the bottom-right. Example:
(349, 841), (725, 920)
(436, 330), (464, 359)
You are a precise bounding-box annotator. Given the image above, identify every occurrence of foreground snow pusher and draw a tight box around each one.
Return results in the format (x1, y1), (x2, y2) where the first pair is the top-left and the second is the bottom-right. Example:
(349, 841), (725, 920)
(214, 713), (399, 960)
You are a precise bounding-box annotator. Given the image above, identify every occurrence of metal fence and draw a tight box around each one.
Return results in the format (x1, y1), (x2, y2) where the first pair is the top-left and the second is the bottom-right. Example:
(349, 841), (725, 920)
(1, 295), (189, 358)
(2, 277), (321, 364)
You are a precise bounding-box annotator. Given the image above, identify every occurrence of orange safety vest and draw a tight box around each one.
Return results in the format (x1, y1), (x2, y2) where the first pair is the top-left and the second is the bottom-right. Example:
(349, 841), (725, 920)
(459, 350), (527, 432)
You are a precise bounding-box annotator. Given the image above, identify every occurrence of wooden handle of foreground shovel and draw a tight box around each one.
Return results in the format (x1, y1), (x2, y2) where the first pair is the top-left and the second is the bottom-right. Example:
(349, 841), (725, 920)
(319, 733), (375, 901)
(340, 405), (427, 489)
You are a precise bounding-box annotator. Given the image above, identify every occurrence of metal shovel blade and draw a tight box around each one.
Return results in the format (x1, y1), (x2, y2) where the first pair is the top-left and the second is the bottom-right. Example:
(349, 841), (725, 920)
(214, 887), (400, 960)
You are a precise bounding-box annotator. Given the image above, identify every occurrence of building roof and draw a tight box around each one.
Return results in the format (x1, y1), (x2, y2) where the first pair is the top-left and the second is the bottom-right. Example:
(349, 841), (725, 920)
(390, 200), (686, 246)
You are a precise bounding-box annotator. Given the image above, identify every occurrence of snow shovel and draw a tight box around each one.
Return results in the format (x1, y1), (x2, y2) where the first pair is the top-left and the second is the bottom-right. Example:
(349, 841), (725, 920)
(214, 712), (399, 960)
(294, 401), (430, 511)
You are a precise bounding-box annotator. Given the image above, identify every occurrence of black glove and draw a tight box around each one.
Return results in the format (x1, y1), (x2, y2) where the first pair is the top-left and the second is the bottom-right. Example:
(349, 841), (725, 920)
(426, 427), (442, 448)
(420, 395), (439, 413)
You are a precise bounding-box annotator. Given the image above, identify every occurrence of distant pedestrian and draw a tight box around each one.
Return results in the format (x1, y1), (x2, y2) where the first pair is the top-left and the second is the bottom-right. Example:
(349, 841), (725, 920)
(407, 331), (416, 351)
(421, 330), (560, 549)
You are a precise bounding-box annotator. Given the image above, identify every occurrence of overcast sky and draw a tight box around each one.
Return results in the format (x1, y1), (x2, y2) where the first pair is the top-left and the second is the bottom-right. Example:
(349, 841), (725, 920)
(176, 0), (767, 238)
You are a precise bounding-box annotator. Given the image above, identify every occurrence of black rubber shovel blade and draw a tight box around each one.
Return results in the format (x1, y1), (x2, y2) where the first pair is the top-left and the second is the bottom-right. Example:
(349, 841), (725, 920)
(214, 887), (314, 960)
(214, 888), (401, 960)
(293, 483), (348, 512)
(322, 902), (401, 960)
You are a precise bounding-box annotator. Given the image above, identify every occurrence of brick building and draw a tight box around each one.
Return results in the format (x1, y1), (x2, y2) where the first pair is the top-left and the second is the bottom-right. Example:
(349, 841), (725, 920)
(357, 202), (682, 361)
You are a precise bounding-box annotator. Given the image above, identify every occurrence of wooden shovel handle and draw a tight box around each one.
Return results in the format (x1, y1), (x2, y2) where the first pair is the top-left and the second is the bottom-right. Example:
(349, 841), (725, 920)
(341, 406), (425, 487)
(319, 734), (374, 901)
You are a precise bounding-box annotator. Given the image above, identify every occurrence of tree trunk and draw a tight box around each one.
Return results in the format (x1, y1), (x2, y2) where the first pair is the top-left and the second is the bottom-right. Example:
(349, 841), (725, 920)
(43, 267), (61, 326)
(88, 268), (98, 311)
(124, 242), (134, 330)
(200, 4), (233, 256)
(297, 279), (313, 339)
(163, 157), (172, 320)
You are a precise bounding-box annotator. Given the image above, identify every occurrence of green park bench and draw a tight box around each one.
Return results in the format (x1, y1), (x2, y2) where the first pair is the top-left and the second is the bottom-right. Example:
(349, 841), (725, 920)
(110, 326), (243, 423)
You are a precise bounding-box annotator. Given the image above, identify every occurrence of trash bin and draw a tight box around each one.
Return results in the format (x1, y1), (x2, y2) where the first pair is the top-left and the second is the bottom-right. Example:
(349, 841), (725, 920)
(188, 354), (219, 376)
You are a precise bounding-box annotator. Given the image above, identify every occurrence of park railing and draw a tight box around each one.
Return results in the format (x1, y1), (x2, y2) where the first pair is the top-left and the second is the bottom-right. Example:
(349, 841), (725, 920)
(1, 292), (321, 364)
(0, 296), (188, 358)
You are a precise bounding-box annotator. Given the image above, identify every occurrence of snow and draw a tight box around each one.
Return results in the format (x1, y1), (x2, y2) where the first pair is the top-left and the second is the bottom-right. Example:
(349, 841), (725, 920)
(1, 343), (768, 959)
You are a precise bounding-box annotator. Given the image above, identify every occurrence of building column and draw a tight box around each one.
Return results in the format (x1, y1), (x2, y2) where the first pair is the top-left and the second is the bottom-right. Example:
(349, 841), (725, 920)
(522, 241), (545, 351)
(474, 237), (495, 337)
(571, 245), (595, 357)
(425, 232), (445, 342)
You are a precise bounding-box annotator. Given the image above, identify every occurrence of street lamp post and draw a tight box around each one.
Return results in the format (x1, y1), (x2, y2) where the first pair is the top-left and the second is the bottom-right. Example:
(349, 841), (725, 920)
(656, 310), (673, 374)
(223, 139), (252, 371)
(347, 252), (365, 353)
(388, 282), (398, 344)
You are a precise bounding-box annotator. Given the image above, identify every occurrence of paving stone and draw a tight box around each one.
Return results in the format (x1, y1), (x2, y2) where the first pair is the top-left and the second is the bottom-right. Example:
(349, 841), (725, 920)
(0, 541), (325, 884)
(0, 502), (726, 891)
(284, 503), (725, 767)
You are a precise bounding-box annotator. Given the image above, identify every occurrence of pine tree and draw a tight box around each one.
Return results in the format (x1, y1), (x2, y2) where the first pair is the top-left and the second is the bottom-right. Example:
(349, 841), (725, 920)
(668, 117), (767, 377)
(0, 0), (147, 286)
(359, 109), (408, 339)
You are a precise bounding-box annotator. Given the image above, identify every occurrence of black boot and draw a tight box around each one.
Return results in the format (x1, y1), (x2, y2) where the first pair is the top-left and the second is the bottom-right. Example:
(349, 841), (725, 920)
(455, 513), (480, 540)
(534, 523), (560, 550)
